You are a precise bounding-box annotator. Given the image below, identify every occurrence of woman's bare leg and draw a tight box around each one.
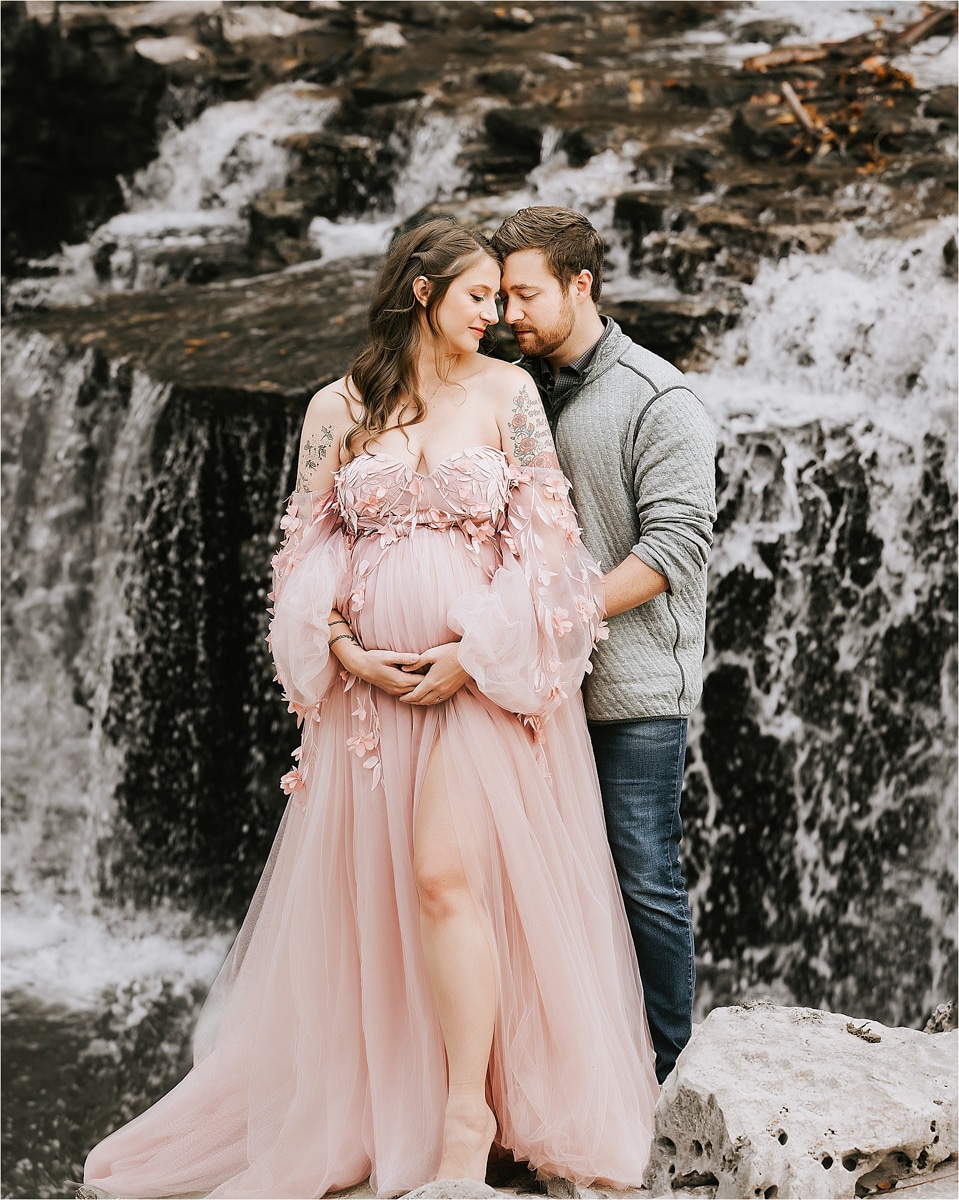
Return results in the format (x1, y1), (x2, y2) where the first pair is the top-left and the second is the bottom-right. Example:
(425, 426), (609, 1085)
(413, 743), (497, 1181)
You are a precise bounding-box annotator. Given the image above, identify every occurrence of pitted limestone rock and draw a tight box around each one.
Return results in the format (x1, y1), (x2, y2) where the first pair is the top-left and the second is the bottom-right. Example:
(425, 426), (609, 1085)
(644, 1002), (957, 1200)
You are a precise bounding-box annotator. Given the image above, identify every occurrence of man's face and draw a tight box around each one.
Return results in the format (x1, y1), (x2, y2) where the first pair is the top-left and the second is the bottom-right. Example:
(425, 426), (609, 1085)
(499, 249), (576, 360)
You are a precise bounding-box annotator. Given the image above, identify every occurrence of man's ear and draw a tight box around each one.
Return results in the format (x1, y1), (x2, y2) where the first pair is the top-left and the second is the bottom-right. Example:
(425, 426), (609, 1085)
(413, 275), (432, 307)
(572, 270), (594, 302)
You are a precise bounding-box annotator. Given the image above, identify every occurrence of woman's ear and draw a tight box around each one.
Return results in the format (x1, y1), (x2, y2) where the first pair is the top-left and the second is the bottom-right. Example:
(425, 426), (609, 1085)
(413, 275), (432, 307)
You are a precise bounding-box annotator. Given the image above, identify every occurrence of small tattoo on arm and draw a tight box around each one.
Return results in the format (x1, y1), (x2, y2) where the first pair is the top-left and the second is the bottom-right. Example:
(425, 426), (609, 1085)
(508, 384), (559, 468)
(297, 424), (334, 489)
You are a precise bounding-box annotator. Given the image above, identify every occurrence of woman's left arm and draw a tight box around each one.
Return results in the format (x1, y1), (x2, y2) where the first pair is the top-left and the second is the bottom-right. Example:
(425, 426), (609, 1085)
(444, 368), (606, 718)
(496, 370), (560, 470)
(401, 366), (556, 707)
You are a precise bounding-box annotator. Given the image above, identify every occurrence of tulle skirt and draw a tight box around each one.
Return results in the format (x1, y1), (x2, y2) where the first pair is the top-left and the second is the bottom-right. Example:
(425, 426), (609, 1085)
(85, 525), (659, 1199)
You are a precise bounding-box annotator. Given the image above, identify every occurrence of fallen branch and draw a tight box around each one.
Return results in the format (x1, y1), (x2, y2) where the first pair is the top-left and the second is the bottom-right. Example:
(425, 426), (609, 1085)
(780, 80), (817, 133)
(743, 6), (957, 72)
(890, 6), (957, 50)
(743, 45), (828, 72)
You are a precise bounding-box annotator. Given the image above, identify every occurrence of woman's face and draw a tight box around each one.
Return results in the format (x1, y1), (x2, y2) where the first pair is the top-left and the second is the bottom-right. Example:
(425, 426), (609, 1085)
(431, 254), (500, 356)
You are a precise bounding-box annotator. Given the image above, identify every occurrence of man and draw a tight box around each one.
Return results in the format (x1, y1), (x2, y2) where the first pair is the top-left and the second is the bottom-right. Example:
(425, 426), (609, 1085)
(491, 206), (716, 1083)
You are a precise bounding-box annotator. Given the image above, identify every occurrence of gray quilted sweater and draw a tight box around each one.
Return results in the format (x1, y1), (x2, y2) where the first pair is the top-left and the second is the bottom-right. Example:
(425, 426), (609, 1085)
(521, 321), (717, 722)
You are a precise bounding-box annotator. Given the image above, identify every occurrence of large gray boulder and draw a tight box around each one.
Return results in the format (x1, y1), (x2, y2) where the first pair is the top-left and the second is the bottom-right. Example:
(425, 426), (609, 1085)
(644, 1002), (957, 1200)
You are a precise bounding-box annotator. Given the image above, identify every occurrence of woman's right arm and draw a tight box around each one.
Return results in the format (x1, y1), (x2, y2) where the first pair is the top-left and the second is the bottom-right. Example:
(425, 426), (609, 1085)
(293, 383), (420, 696)
(294, 379), (351, 494)
(329, 632), (421, 697)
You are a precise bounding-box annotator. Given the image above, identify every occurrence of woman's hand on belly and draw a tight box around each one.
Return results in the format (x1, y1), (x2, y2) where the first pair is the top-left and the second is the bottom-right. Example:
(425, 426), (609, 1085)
(398, 643), (472, 706)
(336, 642), (424, 697)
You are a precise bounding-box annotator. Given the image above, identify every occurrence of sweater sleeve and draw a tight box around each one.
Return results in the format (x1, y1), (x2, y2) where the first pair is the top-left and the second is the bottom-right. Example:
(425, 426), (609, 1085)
(630, 387), (716, 594)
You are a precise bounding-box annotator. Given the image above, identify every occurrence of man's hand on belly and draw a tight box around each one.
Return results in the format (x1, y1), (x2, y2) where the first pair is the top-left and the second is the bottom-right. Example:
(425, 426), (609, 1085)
(398, 643), (471, 706)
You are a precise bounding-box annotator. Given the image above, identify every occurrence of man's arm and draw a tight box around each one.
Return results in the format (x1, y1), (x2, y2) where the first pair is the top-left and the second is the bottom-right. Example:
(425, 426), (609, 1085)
(616, 387), (716, 615)
(603, 553), (668, 617)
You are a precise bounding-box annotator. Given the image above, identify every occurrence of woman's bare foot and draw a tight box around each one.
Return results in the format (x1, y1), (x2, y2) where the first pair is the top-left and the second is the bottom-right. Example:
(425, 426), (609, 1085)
(435, 1093), (497, 1181)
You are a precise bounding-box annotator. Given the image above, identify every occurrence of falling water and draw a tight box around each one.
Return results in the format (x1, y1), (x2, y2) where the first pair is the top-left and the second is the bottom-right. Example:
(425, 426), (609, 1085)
(6, 83), (339, 307)
(685, 218), (957, 1020)
(308, 104), (479, 260)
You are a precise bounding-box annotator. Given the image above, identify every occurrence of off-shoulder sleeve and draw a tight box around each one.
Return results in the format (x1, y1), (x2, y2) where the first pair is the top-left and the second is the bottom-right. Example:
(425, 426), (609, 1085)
(448, 466), (606, 718)
(267, 488), (350, 715)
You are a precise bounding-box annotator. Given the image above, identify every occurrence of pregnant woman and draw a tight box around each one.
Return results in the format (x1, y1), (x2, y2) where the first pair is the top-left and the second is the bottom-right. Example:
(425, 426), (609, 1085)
(83, 219), (659, 1199)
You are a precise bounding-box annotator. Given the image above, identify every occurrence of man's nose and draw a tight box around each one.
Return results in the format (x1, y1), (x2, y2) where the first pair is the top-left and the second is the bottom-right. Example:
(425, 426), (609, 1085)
(503, 296), (523, 325)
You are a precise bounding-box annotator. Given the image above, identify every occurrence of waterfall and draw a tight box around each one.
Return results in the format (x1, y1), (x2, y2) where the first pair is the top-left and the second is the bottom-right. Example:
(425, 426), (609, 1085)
(6, 87), (478, 302)
(1, 307), (316, 1194)
(0, 315), (306, 985)
(2, 335), (162, 901)
(308, 104), (478, 261)
(6, 83), (339, 307)
(1, 330), (236, 990)
(122, 84), (337, 216)
(684, 218), (957, 1022)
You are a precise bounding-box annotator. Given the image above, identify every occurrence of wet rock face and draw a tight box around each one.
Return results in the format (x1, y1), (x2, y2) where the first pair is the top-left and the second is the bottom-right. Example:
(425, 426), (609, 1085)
(4, 0), (955, 303)
(1, 3), (167, 269)
(19, 256), (375, 397)
(3, 984), (200, 1200)
(686, 421), (958, 1025)
(0, 325), (314, 917)
(100, 384), (304, 914)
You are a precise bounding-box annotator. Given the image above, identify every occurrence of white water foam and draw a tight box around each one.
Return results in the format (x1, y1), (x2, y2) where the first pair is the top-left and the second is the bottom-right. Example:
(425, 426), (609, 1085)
(7, 83), (338, 306)
(123, 82), (336, 217)
(690, 216), (957, 586)
(690, 215), (959, 433)
(308, 106), (477, 263)
(2, 897), (231, 1012)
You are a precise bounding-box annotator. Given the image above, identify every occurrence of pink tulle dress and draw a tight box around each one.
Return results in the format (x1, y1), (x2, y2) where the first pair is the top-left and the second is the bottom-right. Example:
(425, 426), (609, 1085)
(84, 445), (659, 1199)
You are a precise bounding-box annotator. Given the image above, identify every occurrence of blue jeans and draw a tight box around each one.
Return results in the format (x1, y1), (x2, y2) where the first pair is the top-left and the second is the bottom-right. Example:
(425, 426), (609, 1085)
(588, 718), (694, 1083)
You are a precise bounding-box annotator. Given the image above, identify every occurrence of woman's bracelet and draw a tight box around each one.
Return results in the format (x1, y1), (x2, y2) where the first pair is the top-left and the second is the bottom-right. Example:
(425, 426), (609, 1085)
(329, 633), (357, 649)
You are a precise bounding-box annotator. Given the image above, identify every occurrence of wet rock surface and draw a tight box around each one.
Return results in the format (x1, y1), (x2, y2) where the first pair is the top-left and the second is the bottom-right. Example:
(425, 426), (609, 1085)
(3, 0), (957, 315)
(1, 2), (168, 267)
(686, 399), (957, 1027)
(18, 258), (376, 400)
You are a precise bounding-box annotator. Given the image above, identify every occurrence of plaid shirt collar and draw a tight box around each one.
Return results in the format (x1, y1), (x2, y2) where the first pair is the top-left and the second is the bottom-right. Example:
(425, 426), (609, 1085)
(524, 316), (613, 420)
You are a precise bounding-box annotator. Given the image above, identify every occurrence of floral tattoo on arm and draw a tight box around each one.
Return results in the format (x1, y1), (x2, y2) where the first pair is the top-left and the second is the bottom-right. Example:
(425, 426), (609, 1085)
(296, 424), (335, 490)
(508, 385), (560, 468)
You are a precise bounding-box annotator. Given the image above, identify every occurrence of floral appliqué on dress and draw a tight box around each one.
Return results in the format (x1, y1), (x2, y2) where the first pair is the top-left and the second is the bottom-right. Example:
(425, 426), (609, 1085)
(268, 447), (606, 806)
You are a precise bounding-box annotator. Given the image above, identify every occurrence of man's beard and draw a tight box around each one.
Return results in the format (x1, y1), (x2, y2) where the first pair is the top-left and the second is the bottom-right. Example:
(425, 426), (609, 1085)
(510, 297), (575, 359)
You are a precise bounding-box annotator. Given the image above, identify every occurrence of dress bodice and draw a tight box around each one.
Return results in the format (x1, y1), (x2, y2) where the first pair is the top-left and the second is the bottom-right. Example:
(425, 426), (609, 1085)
(334, 445), (510, 546)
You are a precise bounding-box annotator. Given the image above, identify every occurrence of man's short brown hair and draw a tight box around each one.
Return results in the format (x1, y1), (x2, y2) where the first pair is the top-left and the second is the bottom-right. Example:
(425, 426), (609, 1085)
(491, 206), (604, 301)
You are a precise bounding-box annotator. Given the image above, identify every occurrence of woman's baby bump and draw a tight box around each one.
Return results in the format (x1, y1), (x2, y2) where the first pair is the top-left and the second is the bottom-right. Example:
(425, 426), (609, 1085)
(347, 526), (498, 654)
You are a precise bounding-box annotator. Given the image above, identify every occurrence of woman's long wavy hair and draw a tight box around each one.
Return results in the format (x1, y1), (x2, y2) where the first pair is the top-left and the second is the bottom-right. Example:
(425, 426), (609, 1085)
(342, 218), (499, 461)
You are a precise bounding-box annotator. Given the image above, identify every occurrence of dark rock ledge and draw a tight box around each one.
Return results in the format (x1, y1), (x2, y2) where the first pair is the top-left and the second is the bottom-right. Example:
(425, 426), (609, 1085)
(10, 259), (377, 402)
